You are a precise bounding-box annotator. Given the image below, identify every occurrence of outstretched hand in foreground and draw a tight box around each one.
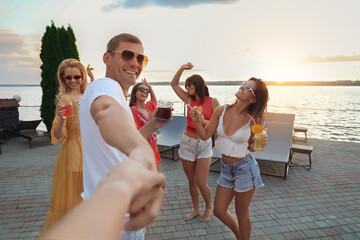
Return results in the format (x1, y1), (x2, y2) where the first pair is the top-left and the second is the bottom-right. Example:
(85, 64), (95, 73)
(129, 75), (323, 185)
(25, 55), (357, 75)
(41, 159), (166, 239)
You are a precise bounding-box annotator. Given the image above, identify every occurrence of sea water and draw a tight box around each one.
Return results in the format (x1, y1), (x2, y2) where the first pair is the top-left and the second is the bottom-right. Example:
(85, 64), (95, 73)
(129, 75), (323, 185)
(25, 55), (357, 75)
(1, 85), (359, 143)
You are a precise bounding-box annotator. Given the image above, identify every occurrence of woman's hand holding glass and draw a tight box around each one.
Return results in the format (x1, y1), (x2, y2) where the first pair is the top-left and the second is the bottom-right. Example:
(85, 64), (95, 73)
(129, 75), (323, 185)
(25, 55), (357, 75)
(251, 131), (268, 152)
(149, 108), (172, 130)
(56, 104), (66, 119)
(57, 102), (73, 119)
(189, 107), (201, 124)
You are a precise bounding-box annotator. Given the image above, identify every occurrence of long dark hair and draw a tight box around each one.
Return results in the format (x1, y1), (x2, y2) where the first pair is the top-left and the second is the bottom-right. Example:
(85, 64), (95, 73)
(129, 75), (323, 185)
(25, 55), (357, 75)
(129, 82), (143, 107)
(185, 74), (209, 104)
(247, 77), (268, 119)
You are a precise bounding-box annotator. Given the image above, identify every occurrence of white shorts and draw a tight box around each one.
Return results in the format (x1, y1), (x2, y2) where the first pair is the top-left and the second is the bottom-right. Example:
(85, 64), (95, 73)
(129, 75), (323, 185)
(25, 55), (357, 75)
(178, 134), (213, 162)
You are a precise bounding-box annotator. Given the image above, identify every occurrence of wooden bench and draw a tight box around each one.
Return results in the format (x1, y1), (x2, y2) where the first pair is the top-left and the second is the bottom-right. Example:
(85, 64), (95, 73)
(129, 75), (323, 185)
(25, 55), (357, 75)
(0, 128), (4, 154)
(293, 127), (308, 142)
(289, 144), (313, 170)
(5, 120), (49, 149)
(0, 139), (3, 154)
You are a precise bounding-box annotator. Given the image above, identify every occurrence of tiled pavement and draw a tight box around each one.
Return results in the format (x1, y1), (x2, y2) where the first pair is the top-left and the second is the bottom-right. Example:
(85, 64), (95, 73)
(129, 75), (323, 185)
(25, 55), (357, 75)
(0, 136), (359, 239)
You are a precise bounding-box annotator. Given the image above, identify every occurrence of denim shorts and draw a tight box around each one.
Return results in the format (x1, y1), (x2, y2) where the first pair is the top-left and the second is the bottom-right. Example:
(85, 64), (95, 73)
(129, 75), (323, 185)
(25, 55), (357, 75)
(178, 134), (213, 162)
(217, 154), (264, 192)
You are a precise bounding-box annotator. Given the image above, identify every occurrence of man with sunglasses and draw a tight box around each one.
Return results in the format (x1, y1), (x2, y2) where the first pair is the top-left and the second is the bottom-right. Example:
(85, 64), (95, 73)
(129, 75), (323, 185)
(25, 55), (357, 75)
(79, 33), (166, 240)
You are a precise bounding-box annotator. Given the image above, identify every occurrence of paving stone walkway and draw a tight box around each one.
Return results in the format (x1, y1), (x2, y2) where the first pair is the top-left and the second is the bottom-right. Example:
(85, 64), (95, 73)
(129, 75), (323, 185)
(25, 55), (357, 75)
(0, 136), (359, 239)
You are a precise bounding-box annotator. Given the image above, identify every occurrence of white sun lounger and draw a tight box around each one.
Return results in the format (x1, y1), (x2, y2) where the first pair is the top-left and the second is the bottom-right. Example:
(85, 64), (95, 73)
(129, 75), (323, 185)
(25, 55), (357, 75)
(253, 113), (295, 179)
(157, 115), (186, 160)
(263, 112), (295, 124)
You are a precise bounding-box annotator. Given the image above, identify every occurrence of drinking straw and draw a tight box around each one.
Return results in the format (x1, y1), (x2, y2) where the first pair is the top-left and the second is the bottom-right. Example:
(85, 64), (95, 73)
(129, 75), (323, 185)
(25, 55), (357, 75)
(247, 113), (256, 125)
(185, 102), (193, 110)
(55, 95), (64, 104)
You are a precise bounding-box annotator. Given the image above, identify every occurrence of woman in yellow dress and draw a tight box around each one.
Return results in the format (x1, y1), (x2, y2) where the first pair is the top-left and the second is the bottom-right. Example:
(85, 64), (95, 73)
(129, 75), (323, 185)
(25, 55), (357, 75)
(39, 59), (94, 237)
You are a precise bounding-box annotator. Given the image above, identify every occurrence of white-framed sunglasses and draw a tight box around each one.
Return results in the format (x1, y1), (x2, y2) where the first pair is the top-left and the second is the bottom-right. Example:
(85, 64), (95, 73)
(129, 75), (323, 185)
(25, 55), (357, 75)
(241, 82), (256, 97)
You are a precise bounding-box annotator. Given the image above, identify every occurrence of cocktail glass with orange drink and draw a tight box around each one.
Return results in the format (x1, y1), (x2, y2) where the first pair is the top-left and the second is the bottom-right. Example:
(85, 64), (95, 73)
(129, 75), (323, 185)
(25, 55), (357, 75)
(248, 114), (267, 151)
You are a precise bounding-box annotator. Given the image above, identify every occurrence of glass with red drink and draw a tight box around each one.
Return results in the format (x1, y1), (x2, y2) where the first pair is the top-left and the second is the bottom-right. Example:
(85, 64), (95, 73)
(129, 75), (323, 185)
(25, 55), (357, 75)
(60, 103), (74, 118)
(156, 100), (173, 121)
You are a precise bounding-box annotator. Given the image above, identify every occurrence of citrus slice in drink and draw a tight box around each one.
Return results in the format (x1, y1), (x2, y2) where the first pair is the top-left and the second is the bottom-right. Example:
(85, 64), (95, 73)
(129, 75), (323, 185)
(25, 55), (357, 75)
(251, 124), (264, 134)
(198, 106), (203, 113)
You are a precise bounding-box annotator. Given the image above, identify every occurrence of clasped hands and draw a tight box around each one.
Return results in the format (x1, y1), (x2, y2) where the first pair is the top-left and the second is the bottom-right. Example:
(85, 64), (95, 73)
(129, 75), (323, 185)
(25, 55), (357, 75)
(98, 159), (166, 231)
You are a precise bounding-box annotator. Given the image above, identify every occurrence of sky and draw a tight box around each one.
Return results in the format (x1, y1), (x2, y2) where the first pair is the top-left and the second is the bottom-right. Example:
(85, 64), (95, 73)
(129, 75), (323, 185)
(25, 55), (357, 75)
(0, 0), (360, 85)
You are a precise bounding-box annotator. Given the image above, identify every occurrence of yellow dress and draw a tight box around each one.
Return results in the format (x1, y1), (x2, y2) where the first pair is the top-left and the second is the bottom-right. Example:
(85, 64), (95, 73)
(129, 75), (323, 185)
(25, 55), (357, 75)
(39, 94), (83, 237)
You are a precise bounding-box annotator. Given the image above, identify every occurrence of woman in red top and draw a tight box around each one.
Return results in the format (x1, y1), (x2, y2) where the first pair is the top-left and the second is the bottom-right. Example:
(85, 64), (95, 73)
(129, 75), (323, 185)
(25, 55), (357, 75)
(129, 79), (161, 171)
(171, 63), (220, 222)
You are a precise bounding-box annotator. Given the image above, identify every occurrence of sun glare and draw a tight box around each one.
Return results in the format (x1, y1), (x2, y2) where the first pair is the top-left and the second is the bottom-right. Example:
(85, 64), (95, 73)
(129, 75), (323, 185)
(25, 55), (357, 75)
(261, 64), (311, 82)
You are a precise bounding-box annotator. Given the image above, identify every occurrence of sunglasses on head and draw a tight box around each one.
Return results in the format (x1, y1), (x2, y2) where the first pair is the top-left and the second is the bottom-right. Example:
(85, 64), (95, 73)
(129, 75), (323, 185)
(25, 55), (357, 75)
(138, 87), (150, 93)
(108, 50), (148, 67)
(241, 82), (256, 97)
(63, 75), (83, 80)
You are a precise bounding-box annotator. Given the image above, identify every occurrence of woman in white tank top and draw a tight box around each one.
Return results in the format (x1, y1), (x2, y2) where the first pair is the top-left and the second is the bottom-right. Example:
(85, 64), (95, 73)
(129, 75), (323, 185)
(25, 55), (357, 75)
(190, 78), (269, 240)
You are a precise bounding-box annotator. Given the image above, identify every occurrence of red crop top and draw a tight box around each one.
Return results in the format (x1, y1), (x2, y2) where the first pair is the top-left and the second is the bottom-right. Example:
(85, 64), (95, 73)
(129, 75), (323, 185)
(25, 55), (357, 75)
(186, 96), (213, 134)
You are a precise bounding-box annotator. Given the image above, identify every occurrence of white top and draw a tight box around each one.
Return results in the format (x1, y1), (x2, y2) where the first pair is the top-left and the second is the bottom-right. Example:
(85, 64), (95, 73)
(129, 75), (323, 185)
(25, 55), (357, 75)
(79, 77), (132, 199)
(215, 105), (252, 158)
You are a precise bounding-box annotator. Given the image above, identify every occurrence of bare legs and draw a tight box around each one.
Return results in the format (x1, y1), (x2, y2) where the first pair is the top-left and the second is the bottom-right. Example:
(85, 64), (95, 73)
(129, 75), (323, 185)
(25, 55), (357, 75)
(234, 188), (256, 240)
(214, 185), (255, 240)
(181, 158), (212, 221)
(213, 186), (240, 238)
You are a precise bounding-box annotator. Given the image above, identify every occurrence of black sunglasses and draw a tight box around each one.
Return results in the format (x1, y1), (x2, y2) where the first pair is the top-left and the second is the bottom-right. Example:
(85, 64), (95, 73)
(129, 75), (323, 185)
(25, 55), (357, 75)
(138, 87), (150, 93)
(108, 50), (148, 67)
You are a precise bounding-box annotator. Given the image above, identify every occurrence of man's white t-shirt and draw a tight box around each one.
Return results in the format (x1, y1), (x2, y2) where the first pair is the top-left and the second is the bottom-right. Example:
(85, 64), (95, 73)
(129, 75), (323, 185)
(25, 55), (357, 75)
(79, 77), (132, 199)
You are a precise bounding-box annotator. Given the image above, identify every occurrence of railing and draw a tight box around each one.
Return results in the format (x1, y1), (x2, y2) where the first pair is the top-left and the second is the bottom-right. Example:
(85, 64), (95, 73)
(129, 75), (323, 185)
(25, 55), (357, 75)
(18, 103), (360, 131)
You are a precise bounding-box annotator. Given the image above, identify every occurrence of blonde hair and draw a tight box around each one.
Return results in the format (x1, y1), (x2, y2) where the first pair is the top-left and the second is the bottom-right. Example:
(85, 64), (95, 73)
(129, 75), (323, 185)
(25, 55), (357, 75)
(56, 59), (88, 99)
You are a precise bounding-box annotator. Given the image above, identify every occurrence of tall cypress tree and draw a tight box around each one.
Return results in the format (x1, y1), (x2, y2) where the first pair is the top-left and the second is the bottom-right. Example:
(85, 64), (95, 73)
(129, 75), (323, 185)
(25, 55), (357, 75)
(66, 25), (80, 60)
(59, 25), (80, 60)
(40, 22), (63, 132)
(39, 22), (80, 132)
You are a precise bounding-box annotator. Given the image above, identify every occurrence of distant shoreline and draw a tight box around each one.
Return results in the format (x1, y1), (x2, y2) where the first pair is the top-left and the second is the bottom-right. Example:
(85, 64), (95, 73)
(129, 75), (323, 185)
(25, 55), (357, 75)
(151, 80), (360, 86)
(1, 80), (359, 87)
(0, 84), (41, 87)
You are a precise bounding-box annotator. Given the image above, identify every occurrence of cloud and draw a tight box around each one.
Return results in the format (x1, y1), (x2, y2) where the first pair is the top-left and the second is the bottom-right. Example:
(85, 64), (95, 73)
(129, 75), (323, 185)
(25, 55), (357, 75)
(102, 0), (238, 11)
(302, 55), (360, 63)
(0, 30), (26, 54)
(0, 29), (41, 84)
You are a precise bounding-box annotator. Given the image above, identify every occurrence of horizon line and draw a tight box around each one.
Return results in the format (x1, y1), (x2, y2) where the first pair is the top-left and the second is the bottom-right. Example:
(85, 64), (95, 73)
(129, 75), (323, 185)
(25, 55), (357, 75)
(1, 80), (360, 87)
